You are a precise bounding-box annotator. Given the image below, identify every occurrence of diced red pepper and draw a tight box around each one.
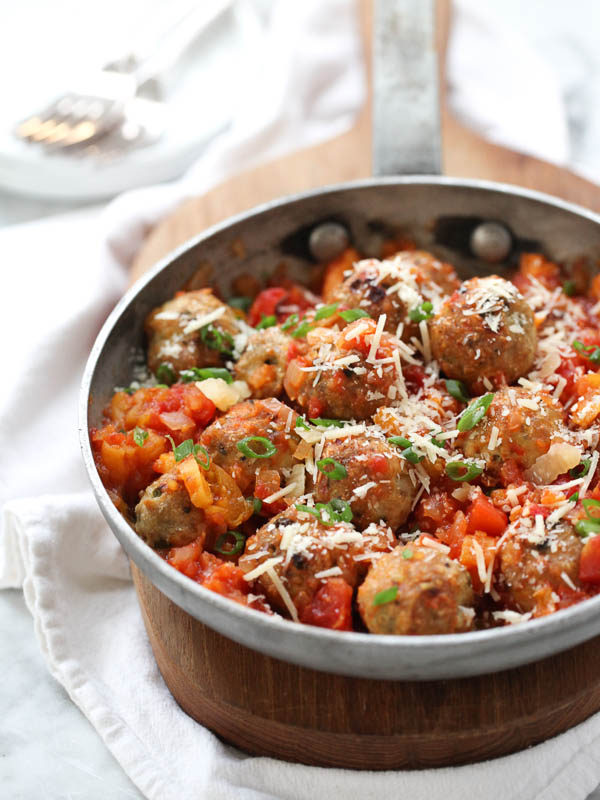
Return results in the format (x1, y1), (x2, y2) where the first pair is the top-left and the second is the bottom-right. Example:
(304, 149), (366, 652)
(300, 578), (353, 631)
(580, 536), (600, 585)
(466, 494), (508, 538)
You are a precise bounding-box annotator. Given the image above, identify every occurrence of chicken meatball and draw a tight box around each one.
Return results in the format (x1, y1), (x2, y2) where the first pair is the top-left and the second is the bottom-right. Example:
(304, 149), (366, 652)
(313, 434), (417, 530)
(145, 289), (242, 378)
(238, 507), (394, 619)
(330, 250), (459, 338)
(200, 398), (300, 495)
(357, 544), (475, 635)
(498, 519), (582, 614)
(284, 319), (402, 420)
(461, 387), (566, 481)
(135, 472), (206, 549)
(429, 276), (536, 393)
(234, 327), (291, 398)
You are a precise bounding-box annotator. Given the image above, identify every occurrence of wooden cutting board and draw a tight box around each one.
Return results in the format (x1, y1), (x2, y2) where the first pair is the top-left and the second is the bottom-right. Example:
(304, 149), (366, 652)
(131, 0), (600, 282)
(128, 0), (600, 770)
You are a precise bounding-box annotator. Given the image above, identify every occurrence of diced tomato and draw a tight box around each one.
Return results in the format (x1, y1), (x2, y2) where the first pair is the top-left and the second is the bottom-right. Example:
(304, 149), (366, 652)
(368, 453), (388, 476)
(300, 578), (353, 631)
(308, 397), (325, 418)
(459, 531), (497, 593)
(247, 287), (288, 326)
(254, 469), (287, 514)
(580, 536), (600, 585)
(466, 495), (508, 538)
(436, 510), (468, 559)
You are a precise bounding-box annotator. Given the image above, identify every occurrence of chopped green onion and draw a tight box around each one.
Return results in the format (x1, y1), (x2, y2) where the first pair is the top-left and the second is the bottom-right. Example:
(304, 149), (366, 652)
(295, 500), (353, 526)
(295, 417), (310, 430)
(310, 418), (344, 428)
(582, 498), (600, 519)
(252, 497), (263, 514)
(316, 458), (347, 480)
(180, 367), (233, 384)
(256, 314), (277, 330)
(133, 427), (148, 447)
(155, 384), (169, 389)
(408, 301), (434, 323)
(569, 492), (579, 503)
(314, 303), (339, 320)
(570, 458), (591, 478)
(236, 436), (277, 459)
(373, 586), (398, 606)
(573, 340), (600, 364)
(228, 296), (252, 311)
(563, 280), (577, 297)
(339, 308), (371, 323)
(445, 379), (470, 404)
(200, 324), (234, 355)
(431, 435), (446, 449)
(457, 393), (494, 432)
(401, 548), (413, 560)
(281, 313), (299, 332)
(192, 444), (211, 470)
(445, 461), (484, 482)
(576, 519), (600, 537)
(291, 319), (313, 339)
(156, 363), (176, 386)
(388, 436), (423, 464)
(166, 436), (193, 462)
(214, 530), (246, 556)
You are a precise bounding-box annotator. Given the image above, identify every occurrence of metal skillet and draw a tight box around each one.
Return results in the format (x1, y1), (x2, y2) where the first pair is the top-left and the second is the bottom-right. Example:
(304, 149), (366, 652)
(80, 0), (600, 682)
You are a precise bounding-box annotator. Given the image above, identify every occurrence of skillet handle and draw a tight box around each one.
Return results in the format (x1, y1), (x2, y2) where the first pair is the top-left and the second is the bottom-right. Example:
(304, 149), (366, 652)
(372, 0), (442, 176)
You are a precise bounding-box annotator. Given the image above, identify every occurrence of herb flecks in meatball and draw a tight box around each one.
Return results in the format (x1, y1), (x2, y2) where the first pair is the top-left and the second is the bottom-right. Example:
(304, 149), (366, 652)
(460, 386), (567, 482)
(200, 398), (300, 495)
(135, 472), (206, 549)
(238, 507), (394, 621)
(357, 544), (475, 635)
(234, 326), (291, 398)
(430, 276), (536, 393)
(145, 289), (245, 379)
(330, 251), (459, 339)
(498, 519), (582, 615)
(284, 318), (404, 420)
(313, 434), (417, 530)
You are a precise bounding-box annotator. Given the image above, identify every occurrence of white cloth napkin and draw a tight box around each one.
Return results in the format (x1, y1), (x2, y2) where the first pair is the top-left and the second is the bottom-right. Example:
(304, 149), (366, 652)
(2, 1), (600, 798)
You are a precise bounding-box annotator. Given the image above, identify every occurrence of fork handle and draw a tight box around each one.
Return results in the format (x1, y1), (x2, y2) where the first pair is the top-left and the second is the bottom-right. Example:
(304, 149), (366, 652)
(125, 0), (232, 88)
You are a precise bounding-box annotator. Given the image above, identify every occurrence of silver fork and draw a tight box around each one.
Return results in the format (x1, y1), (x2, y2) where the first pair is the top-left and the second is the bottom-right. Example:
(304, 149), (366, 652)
(14, 0), (232, 151)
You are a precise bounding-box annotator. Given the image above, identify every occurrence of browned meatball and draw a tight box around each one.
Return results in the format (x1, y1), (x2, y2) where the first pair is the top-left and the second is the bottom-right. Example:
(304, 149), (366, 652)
(498, 520), (582, 614)
(135, 472), (206, 549)
(429, 276), (536, 393)
(234, 327), (291, 398)
(330, 250), (459, 338)
(284, 319), (401, 420)
(200, 398), (300, 495)
(238, 507), (394, 619)
(313, 434), (417, 530)
(145, 289), (242, 378)
(357, 544), (475, 635)
(461, 387), (566, 480)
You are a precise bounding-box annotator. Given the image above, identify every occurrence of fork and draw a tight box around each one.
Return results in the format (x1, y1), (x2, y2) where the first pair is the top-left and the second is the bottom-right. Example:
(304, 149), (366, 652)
(15, 0), (232, 151)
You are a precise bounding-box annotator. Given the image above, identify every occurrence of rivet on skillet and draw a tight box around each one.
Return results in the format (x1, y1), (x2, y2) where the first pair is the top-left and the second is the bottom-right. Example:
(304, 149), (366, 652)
(470, 221), (512, 263)
(309, 222), (349, 262)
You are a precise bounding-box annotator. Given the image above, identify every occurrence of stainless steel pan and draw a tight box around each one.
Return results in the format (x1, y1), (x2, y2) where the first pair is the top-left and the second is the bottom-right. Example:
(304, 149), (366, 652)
(79, 0), (600, 680)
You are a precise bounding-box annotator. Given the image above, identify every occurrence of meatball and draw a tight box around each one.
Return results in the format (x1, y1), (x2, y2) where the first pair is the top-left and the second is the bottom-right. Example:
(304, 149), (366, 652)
(461, 387), (566, 480)
(234, 327), (291, 398)
(329, 250), (459, 338)
(313, 434), (417, 530)
(498, 520), (582, 614)
(284, 319), (402, 420)
(429, 276), (536, 393)
(135, 472), (206, 549)
(238, 507), (394, 619)
(357, 544), (475, 635)
(200, 398), (300, 494)
(145, 289), (242, 378)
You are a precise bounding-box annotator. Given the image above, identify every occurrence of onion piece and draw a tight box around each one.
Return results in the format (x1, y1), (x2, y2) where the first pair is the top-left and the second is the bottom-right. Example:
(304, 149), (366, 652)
(524, 442), (582, 485)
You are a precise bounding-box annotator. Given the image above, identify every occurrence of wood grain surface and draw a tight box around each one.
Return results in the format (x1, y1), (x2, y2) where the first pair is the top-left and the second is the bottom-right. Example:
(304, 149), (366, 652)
(128, 0), (600, 769)
(131, 0), (600, 281)
(133, 563), (600, 769)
